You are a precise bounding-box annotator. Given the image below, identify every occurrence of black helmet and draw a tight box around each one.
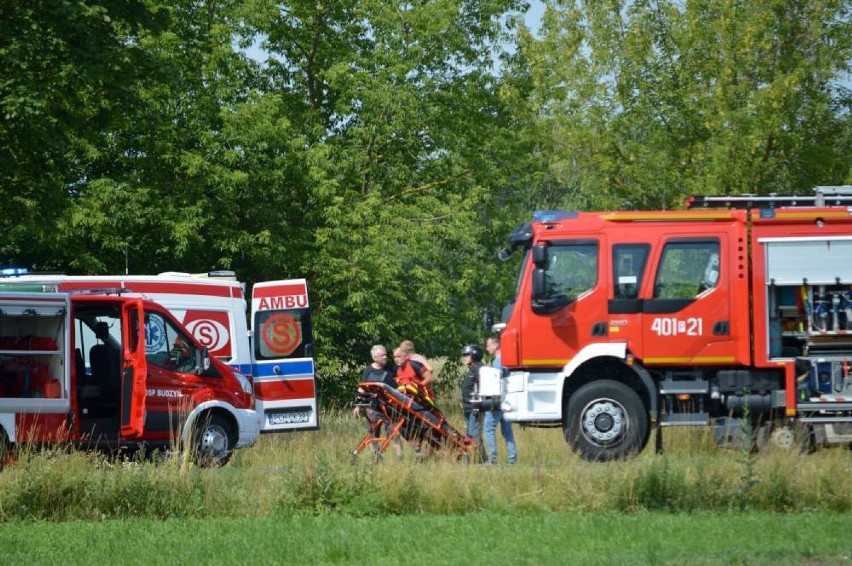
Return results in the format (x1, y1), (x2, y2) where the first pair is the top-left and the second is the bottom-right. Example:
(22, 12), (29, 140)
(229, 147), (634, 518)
(461, 344), (483, 361)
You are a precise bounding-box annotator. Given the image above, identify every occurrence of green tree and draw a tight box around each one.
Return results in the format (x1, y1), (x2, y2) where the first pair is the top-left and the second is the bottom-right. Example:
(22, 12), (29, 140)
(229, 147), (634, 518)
(2, 0), (538, 405)
(0, 0), (164, 270)
(512, 0), (852, 211)
(240, 0), (530, 401)
(58, 0), (300, 277)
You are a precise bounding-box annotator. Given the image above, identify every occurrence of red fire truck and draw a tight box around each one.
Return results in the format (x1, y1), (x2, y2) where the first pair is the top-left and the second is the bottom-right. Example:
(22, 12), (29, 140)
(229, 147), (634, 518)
(495, 186), (852, 460)
(0, 287), (258, 465)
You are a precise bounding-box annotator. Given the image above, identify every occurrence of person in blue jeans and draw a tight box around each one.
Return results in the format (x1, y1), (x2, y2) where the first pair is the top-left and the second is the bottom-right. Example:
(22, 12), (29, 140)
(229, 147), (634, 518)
(460, 343), (487, 463)
(483, 336), (517, 464)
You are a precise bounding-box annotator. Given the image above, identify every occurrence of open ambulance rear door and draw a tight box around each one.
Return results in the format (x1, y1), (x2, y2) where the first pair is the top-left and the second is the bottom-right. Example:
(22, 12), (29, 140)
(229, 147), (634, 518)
(250, 279), (318, 431)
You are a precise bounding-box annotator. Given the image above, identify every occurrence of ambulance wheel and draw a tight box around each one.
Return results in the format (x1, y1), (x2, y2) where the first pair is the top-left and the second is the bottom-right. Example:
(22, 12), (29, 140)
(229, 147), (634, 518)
(564, 380), (649, 461)
(192, 413), (235, 467)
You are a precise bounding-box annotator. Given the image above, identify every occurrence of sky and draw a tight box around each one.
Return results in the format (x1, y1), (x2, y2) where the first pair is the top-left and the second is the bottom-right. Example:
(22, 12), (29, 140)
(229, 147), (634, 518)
(524, 0), (545, 34)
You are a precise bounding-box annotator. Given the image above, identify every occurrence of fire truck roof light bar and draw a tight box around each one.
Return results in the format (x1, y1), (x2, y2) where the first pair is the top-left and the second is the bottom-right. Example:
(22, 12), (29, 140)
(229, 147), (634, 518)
(687, 186), (852, 209)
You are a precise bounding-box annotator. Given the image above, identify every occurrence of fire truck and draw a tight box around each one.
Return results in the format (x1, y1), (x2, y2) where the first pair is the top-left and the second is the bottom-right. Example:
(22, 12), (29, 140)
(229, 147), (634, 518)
(5, 272), (318, 434)
(0, 287), (258, 465)
(495, 186), (852, 461)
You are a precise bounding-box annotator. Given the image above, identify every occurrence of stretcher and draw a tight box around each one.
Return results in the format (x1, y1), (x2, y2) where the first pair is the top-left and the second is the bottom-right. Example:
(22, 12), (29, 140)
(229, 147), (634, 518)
(352, 381), (476, 459)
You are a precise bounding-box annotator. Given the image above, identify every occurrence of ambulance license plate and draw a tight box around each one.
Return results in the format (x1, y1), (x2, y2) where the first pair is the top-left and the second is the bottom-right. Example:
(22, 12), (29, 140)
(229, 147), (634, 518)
(268, 411), (310, 425)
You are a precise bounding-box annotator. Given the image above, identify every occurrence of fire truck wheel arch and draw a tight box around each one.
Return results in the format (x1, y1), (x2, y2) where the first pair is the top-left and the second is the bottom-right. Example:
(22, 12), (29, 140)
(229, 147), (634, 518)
(560, 344), (658, 418)
(564, 379), (650, 461)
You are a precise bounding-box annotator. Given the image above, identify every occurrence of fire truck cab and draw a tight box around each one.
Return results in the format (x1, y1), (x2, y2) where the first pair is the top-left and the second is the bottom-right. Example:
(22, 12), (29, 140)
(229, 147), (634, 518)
(496, 186), (852, 461)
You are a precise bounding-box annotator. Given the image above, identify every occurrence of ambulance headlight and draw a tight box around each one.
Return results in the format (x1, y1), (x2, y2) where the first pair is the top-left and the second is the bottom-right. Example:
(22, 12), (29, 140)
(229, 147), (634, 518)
(501, 400), (513, 412)
(233, 369), (253, 395)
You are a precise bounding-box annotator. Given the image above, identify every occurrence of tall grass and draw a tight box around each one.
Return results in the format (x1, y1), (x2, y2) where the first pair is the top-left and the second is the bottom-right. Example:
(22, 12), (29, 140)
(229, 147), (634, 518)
(1, 405), (851, 522)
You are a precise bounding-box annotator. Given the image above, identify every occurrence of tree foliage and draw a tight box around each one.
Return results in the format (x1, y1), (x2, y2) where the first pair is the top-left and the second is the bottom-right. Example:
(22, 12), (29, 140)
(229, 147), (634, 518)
(0, 0), (165, 269)
(513, 0), (852, 210)
(235, 0), (529, 401)
(1, 0), (851, 405)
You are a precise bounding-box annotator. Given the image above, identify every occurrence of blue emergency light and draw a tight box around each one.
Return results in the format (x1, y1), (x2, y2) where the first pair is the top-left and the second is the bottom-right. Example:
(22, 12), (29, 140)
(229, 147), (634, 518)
(0, 267), (28, 277)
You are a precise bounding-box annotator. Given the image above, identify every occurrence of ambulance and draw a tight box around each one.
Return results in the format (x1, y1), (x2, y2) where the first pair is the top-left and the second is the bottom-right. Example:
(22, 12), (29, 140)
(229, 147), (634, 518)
(0, 287), (258, 466)
(7, 272), (318, 433)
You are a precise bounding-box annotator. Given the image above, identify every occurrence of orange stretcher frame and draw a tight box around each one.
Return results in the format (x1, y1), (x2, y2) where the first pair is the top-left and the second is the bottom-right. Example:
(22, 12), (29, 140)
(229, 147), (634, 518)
(352, 382), (476, 459)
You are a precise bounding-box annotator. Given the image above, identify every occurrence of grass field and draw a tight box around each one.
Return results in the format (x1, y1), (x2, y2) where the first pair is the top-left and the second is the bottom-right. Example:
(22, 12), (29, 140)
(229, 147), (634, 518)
(2, 511), (850, 564)
(1, 406), (851, 562)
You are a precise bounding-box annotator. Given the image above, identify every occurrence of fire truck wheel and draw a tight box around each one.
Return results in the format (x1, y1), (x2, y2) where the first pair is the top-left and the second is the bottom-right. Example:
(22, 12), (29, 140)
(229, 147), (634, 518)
(192, 413), (235, 467)
(564, 380), (649, 461)
(768, 423), (814, 454)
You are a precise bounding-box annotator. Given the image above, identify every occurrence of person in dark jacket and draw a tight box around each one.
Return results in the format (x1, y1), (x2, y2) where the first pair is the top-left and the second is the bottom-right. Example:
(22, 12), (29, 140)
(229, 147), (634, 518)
(460, 343), (486, 462)
(352, 344), (401, 457)
(360, 344), (397, 388)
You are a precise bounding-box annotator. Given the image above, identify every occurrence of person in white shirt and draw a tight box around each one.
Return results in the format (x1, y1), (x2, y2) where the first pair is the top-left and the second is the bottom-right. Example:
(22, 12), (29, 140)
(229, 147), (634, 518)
(483, 336), (517, 464)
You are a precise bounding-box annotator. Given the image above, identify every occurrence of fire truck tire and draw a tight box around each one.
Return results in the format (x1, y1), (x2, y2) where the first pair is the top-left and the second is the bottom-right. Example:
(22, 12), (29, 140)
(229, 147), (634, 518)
(564, 380), (649, 461)
(767, 423), (814, 454)
(192, 413), (235, 467)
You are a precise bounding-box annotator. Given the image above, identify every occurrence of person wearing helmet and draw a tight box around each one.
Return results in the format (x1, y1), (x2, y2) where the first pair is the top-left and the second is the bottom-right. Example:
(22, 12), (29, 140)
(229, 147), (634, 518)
(460, 343), (486, 462)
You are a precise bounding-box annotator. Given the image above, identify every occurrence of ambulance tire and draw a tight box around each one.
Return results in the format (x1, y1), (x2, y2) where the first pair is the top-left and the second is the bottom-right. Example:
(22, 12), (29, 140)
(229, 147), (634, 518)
(564, 380), (649, 462)
(192, 413), (235, 467)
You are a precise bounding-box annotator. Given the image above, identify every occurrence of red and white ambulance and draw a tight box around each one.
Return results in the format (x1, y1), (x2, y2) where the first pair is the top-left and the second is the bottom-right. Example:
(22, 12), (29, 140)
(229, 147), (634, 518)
(0, 287), (258, 465)
(7, 272), (318, 433)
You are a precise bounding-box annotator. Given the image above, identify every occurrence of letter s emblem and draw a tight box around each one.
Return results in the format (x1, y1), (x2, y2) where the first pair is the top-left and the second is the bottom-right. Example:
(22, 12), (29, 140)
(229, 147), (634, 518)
(185, 319), (230, 352)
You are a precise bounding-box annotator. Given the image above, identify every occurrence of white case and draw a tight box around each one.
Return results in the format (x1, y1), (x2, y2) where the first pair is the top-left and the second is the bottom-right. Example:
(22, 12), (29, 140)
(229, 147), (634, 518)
(478, 366), (503, 397)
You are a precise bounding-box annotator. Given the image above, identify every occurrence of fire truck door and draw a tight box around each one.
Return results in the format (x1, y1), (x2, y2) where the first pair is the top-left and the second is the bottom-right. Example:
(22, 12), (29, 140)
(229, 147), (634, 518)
(120, 300), (147, 437)
(641, 237), (736, 365)
(607, 244), (651, 354)
(519, 240), (603, 366)
(250, 279), (318, 431)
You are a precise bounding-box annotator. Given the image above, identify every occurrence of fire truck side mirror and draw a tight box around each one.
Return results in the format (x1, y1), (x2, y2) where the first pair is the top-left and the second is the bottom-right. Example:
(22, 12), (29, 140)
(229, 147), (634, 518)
(532, 268), (547, 300)
(483, 310), (495, 330)
(532, 243), (547, 266)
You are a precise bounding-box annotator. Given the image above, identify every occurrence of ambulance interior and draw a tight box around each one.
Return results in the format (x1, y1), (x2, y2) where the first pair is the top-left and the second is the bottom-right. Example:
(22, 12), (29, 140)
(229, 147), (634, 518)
(74, 306), (123, 438)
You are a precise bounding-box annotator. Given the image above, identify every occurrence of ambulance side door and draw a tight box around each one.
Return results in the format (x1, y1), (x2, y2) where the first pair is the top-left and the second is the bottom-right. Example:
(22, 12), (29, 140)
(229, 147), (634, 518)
(251, 279), (318, 431)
